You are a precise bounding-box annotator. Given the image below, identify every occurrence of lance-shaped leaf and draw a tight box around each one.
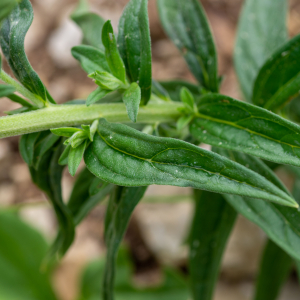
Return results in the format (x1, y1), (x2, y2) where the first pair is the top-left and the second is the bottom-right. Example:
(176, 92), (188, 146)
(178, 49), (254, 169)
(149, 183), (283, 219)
(157, 0), (218, 92)
(190, 94), (300, 167)
(86, 87), (111, 106)
(252, 35), (300, 110)
(214, 148), (300, 260)
(103, 186), (147, 300)
(254, 239), (292, 300)
(71, 0), (105, 50)
(158, 80), (201, 102)
(0, 0), (50, 104)
(84, 118), (296, 207)
(189, 190), (237, 300)
(24, 133), (75, 257)
(68, 140), (87, 177)
(118, 0), (152, 104)
(0, 211), (58, 300)
(0, 0), (19, 24)
(71, 45), (110, 74)
(0, 83), (15, 98)
(234, 0), (288, 101)
(102, 20), (126, 83)
(122, 82), (141, 123)
(67, 168), (114, 225)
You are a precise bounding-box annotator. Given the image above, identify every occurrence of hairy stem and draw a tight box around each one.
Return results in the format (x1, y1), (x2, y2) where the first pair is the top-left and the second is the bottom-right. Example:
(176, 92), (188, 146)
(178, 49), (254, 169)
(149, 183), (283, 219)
(0, 102), (183, 138)
(0, 70), (45, 108)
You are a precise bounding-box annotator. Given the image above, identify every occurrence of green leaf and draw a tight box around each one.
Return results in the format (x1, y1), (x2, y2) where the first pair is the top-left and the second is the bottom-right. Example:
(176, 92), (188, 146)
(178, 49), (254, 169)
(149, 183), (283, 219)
(82, 120), (99, 141)
(157, 0), (218, 92)
(19, 132), (41, 165)
(71, 3), (105, 50)
(158, 80), (201, 102)
(89, 71), (126, 90)
(103, 186), (147, 300)
(214, 148), (300, 261)
(0, 0), (51, 104)
(102, 20), (126, 83)
(189, 190), (237, 300)
(86, 87), (111, 106)
(118, 0), (152, 105)
(152, 80), (170, 101)
(122, 82), (141, 123)
(0, 211), (58, 300)
(71, 45), (110, 74)
(180, 87), (195, 111)
(234, 0), (288, 101)
(67, 168), (113, 225)
(84, 118), (296, 207)
(0, 0), (19, 24)
(68, 140), (87, 176)
(65, 131), (87, 148)
(252, 35), (300, 110)
(190, 93), (300, 167)
(176, 115), (193, 131)
(51, 127), (82, 138)
(254, 239), (292, 300)
(27, 134), (75, 257)
(7, 93), (33, 107)
(78, 247), (189, 300)
(0, 83), (15, 97)
(58, 144), (70, 165)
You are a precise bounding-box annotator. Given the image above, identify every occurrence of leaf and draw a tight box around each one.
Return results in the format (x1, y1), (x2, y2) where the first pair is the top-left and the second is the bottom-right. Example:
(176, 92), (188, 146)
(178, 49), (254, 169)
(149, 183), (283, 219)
(71, 3), (105, 50)
(180, 87), (195, 111)
(157, 0), (218, 92)
(86, 87), (111, 106)
(7, 93), (33, 107)
(67, 168), (114, 225)
(158, 80), (201, 102)
(0, 211), (58, 300)
(177, 115), (193, 131)
(118, 0), (152, 105)
(68, 140), (87, 176)
(84, 118), (296, 207)
(234, 0), (288, 101)
(19, 132), (41, 165)
(252, 35), (300, 110)
(88, 71), (126, 90)
(27, 134), (75, 257)
(51, 127), (82, 138)
(103, 186), (147, 300)
(122, 82), (141, 122)
(0, 83), (15, 97)
(65, 131), (87, 148)
(78, 247), (189, 300)
(58, 144), (70, 165)
(0, 0), (19, 24)
(214, 147), (300, 261)
(0, 0), (50, 104)
(189, 190), (237, 300)
(190, 93), (300, 167)
(254, 239), (292, 300)
(71, 45), (110, 74)
(82, 120), (99, 141)
(102, 20), (126, 83)
(152, 80), (170, 101)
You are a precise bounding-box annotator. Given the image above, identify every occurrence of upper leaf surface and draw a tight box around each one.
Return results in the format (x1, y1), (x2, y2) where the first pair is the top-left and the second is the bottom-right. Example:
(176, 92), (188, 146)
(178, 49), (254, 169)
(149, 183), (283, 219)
(214, 148), (300, 260)
(84, 119), (296, 207)
(234, 0), (288, 101)
(190, 190), (236, 300)
(0, 0), (50, 103)
(254, 239), (292, 300)
(118, 0), (152, 104)
(252, 35), (300, 110)
(71, 45), (110, 74)
(0, 83), (15, 98)
(0, 0), (19, 24)
(157, 0), (218, 92)
(190, 94), (300, 167)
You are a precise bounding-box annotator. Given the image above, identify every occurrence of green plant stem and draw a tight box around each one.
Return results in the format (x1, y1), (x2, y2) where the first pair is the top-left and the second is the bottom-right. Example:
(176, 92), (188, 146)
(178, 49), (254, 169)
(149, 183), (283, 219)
(0, 102), (184, 138)
(0, 70), (45, 108)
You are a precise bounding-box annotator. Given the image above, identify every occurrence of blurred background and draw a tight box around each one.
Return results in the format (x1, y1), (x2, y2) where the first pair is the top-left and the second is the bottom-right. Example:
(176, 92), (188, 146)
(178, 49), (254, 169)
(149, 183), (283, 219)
(1, 0), (300, 299)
